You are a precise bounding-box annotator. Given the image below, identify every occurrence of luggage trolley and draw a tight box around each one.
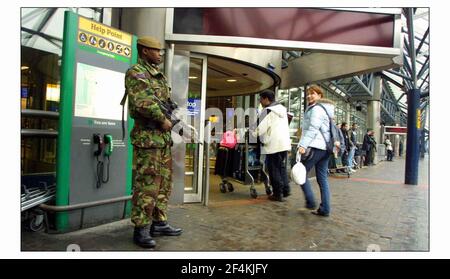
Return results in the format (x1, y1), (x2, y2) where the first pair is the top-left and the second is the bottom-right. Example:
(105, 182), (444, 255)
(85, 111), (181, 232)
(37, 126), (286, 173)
(215, 129), (272, 199)
(21, 173), (56, 232)
(327, 154), (351, 178)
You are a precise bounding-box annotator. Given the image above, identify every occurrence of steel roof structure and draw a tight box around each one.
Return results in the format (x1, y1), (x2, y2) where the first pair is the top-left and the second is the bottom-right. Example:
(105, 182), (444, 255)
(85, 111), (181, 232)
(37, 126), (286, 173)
(282, 8), (429, 130)
(22, 7), (429, 133)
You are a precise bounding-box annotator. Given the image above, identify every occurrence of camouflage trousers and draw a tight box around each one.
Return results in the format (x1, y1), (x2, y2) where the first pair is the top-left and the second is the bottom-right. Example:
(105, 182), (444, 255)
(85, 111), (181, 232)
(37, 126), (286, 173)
(131, 146), (172, 227)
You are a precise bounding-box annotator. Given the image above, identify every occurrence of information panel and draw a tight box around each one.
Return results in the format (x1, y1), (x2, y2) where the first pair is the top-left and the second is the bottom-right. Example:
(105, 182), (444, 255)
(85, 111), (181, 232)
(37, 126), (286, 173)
(57, 11), (137, 231)
(74, 63), (127, 121)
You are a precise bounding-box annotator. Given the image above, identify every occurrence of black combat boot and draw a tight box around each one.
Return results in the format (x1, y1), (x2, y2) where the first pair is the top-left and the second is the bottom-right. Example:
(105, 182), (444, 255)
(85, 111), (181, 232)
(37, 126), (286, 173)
(133, 225), (156, 248)
(150, 221), (183, 237)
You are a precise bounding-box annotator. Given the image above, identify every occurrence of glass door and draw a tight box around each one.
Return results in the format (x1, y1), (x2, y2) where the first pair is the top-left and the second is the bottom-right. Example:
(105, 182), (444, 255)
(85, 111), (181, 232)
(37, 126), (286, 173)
(183, 54), (207, 203)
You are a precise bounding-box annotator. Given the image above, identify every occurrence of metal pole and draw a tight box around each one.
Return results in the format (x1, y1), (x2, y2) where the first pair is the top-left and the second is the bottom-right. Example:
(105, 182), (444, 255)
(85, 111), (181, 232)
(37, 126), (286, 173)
(380, 73), (403, 90)
(21, 129), (58, 137)
(396, 93), (406, 104)
(330, 81), (348, 95)
(22, 109), (59, 119)
(353, 76), (372, 96)
(385, 69), (413, 81)
(303, 84), (308, 112)
(419, 73), (429, 90)
(287, 89), (291, 111)
(202, 121), (211, 206)
(406, 8), (418, 87)
(165, 43), (175, 87)
(346, 82), (360, 93)
(417, 57), (429, 80)
(369, 73), (374, 92)
(416, 27), (429, 56)
(401, 58), (414, 89)
(404, 88), (421, 185)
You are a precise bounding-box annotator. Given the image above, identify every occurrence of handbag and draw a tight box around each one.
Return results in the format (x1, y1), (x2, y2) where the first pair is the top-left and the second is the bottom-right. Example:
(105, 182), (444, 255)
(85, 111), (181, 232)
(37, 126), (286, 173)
(219, 130), (237, 149)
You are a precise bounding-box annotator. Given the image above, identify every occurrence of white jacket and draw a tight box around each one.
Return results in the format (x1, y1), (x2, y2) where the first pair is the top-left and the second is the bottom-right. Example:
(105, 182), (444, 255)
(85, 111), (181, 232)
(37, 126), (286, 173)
(385, 139), (393, 151)
(254, 103), (291, 154)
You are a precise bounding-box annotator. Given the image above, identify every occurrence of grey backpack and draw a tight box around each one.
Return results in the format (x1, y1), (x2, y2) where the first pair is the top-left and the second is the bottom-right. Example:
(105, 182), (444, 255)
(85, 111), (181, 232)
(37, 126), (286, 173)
(315, 103), (340, 153)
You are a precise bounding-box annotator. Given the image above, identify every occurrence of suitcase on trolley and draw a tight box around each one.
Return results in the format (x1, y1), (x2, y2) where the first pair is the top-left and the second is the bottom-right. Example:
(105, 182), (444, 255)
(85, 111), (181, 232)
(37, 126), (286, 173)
(216, 130), (272, 198)
(214, 146), (233, 177)
(232, 144), (245, 181)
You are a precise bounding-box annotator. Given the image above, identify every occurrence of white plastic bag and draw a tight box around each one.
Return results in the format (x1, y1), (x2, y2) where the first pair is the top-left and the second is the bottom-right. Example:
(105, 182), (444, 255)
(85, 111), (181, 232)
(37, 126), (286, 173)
(291, 154), (306, 185)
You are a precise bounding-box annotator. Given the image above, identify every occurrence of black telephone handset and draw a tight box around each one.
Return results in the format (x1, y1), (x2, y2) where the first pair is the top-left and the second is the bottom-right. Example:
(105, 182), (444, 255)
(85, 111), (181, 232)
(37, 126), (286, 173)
(93, 133), (103, 157)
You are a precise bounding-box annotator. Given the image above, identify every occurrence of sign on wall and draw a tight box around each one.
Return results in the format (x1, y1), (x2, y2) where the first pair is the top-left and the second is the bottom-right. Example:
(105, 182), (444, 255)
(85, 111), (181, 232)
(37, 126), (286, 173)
(384, 126), (407, 134)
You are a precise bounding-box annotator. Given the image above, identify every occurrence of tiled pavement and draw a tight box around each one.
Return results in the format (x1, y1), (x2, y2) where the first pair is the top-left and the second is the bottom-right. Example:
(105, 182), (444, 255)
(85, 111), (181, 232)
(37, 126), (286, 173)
(22, 156), (429, 251)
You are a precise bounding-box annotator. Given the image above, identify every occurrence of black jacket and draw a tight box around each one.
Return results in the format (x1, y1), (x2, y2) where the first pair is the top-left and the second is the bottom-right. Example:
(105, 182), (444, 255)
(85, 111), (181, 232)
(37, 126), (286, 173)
(362, 134), (371, 151)
(350, 129), (357, 146)
(363, 134), (377, 151)
(340, 128), (351, 151)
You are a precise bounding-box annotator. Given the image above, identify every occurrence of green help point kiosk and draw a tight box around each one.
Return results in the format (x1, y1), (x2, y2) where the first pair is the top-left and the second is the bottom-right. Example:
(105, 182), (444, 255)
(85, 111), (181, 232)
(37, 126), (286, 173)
(56, 11), (137, 232)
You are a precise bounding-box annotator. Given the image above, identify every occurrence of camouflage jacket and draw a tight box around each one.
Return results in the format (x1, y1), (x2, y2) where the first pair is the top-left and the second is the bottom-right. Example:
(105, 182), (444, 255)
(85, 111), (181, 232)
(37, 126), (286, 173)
(125, 58), (172, 148)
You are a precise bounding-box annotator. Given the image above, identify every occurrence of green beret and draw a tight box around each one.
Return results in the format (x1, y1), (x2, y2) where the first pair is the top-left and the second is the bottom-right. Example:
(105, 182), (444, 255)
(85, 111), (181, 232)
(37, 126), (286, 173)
(137, 36), (162, 49)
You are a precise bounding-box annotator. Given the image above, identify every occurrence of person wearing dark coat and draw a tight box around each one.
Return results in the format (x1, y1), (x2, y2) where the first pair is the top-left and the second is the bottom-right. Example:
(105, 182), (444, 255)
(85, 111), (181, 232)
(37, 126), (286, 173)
(362, 129), (373, 166)
(340, 122), (351, 167)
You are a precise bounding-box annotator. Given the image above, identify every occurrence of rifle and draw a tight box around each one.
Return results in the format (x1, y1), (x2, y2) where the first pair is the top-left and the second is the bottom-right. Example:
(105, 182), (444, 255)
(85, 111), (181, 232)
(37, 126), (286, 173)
(120, 91), (199, 142)
(152, 96), (199, 141)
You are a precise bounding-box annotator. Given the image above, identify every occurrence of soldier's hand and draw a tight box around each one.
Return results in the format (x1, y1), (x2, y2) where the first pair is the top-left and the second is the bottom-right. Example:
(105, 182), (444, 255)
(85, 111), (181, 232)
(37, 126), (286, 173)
(161, 118), (173, 131)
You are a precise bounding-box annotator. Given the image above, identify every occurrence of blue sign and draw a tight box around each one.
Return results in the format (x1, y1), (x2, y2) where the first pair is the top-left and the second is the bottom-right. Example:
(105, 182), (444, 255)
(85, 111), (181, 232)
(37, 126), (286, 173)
(21, 88), (28, 98)
(187, 98), (201, 116)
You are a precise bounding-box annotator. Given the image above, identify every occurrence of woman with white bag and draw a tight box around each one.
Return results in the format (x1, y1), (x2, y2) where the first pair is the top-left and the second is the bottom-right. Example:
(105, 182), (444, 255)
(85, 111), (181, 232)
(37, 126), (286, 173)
(291, 155), (306, 185)
(296, 85), (335, 217)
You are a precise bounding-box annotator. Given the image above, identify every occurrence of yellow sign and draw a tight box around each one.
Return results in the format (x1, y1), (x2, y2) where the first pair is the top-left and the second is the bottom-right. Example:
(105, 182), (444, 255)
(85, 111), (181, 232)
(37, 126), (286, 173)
(209, 116), (219, 123)
(78, 16), (132, 46)
(417, 109), (421, 129)
(77, 31), (132, 58)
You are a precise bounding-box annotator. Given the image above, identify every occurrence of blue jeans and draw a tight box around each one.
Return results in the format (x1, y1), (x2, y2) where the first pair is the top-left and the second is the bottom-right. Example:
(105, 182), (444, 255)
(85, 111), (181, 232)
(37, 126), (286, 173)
(300, 148), (331, 215)
(347, 146), (356, 168)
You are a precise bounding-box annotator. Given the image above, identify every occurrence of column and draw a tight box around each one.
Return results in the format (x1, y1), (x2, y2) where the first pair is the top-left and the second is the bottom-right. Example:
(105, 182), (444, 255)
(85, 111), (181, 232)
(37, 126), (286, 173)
(101, 8), (113, 25)
(405, 89), (421, 185)
(345, 102), (351, 125)
(394, 134), (400, 157)
(366, 75), (382, 164)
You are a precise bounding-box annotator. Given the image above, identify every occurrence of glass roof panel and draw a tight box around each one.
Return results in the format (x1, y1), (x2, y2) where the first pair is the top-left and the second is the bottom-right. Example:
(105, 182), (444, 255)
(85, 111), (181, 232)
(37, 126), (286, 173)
(21, 8), (50, 30)
(21, 8), (102, 56)
(41, 9), (66, 39)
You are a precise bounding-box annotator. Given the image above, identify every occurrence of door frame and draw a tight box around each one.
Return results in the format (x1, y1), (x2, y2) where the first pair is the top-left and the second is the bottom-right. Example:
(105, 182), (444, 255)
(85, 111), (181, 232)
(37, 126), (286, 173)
(183, 53), (208, 203)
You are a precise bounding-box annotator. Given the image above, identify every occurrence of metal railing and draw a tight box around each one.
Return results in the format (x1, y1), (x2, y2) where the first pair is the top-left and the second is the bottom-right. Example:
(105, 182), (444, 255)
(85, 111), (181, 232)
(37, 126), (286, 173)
(39, 195), (132, 232)
(21, 183), (56, 212)
(21, 109), (59, 137)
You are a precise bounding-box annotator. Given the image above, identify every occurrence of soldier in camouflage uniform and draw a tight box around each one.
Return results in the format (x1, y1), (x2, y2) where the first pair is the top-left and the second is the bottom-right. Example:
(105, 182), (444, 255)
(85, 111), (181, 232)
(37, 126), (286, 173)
(125, 36), (182, 248)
